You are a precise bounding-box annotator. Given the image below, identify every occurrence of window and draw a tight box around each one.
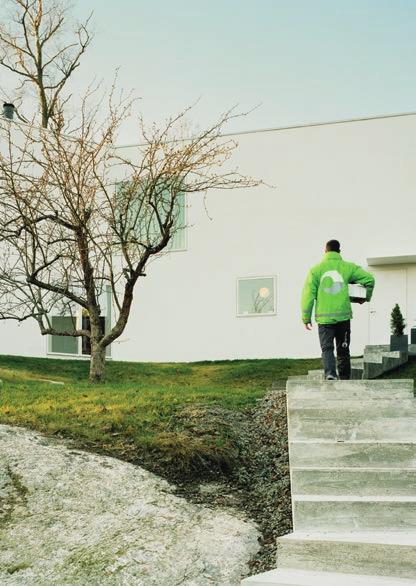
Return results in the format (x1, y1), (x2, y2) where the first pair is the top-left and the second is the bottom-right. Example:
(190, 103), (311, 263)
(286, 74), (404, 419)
(49, 316), (78, 354)
(115, 180), (186, 253)
(48, 287), (112, 356)
(237, 276), (276, 317)
(168, 192), (186, 251)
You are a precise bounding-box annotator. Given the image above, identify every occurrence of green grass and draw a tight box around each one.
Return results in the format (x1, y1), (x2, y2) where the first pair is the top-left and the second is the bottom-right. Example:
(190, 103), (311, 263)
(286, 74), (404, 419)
(0, 354), (321, 478)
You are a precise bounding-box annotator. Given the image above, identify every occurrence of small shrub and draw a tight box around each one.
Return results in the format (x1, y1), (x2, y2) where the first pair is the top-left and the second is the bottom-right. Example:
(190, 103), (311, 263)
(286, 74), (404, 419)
(391, 303), (406, 336)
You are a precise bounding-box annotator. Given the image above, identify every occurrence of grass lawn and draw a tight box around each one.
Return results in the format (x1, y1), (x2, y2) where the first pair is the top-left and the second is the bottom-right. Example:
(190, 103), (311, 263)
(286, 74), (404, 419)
(2, 354), (413, 575)
(0, 354), (321, 478)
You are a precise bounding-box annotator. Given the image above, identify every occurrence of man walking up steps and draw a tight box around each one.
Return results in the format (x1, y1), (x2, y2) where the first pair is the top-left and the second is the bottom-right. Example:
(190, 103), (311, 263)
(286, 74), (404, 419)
(301, 239), (375, 380)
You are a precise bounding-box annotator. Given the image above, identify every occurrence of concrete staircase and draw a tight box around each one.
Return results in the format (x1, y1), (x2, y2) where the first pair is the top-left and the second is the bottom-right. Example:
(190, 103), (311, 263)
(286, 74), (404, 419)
(351, 345), (408, 379)
(242, 375), (416, 585)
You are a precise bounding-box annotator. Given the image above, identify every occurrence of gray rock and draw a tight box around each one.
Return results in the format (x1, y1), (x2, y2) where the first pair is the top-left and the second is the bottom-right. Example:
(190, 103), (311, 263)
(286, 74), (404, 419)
(0, 424), (260, 585)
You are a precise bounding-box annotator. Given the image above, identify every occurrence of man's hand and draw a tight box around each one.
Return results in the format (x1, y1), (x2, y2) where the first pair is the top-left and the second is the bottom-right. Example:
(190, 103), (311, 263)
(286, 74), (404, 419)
(305, 323), (313, 330)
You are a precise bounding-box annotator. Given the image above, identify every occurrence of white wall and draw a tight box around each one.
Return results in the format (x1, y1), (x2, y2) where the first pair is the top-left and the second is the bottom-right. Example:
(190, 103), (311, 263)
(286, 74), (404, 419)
(108, 113), (416, 361)
(1, 113), (415, 361)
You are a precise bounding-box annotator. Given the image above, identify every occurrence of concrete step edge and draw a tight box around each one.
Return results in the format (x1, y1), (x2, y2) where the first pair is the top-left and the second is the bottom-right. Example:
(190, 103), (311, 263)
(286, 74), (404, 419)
(291, 384), (414, 388)
(287, 382), (414, 388)
(288, 391), (416, 402)
(293, 495), (416, 502)
(287, 379), (414, 386)
(278, 530), (416, 546)
(290, 440), (416, 444)
(241, 568), (416, 585)
(287, 388), (415, 393)
(291, 466), (416, 471)
(287, 395), (415, 400)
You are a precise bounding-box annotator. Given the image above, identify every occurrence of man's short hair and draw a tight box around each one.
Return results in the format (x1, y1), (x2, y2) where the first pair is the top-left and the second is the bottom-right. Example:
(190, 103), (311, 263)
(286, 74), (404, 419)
(326, 239), (341, 252)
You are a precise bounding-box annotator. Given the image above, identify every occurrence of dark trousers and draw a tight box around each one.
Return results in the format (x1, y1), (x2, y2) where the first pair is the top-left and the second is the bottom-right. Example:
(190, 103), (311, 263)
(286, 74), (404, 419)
(318, 320), (351, 380)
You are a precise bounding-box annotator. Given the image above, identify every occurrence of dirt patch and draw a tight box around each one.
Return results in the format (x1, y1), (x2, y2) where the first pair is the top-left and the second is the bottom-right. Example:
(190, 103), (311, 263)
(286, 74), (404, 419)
(170, 389), (292, 576)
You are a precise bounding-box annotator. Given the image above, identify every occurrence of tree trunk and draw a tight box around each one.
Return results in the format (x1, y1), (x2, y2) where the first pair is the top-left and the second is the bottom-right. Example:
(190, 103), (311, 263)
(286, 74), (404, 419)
(89, 344), (106, 383)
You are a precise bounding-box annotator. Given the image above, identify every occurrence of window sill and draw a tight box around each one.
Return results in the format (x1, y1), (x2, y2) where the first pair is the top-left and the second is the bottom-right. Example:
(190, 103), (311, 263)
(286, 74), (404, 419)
(46, 352), (112, 360)
(236, 312), (277, 318)
(167, 246), (187, 253)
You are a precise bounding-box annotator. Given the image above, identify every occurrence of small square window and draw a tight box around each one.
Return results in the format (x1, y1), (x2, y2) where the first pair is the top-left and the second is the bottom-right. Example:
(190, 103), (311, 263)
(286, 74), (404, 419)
(237, 277), (276, 317)
(49, 316), (78, 354)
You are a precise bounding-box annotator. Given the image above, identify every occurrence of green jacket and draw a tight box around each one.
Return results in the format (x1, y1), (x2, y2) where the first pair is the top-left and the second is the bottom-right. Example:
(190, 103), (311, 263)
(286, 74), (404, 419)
(301, 252), (375, 324)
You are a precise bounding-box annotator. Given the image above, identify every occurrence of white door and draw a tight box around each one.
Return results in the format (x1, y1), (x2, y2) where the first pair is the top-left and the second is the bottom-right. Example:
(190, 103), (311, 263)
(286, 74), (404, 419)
(368, 268), (407, 345)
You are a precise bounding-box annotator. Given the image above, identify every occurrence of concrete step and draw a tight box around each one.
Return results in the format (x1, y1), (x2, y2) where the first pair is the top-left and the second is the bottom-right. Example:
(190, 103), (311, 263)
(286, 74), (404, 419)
(288, 408), (416, 441)
(364, 356), (407, 379)
(290, 378), (414, 389)
(351, 367), (363, 380)
(307, 370), (324, 380)
(286, 379), (414, 400)
(289, 441), (416, 469)
(302, 346), (408, 383)
(288, 400), (416, 415)
(277, 531), (416, 580)
(364, 347), (402, 363)
(291, 467), (416, 496)
(293, 495), (416, 531)
(363, 344), (390, 354)
(362, 345), (408, 379)
(241, 567), (416, 585)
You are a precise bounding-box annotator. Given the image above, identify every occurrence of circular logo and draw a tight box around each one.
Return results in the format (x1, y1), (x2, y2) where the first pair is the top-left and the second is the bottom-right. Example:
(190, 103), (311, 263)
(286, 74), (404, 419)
(320, 270), (344, 295)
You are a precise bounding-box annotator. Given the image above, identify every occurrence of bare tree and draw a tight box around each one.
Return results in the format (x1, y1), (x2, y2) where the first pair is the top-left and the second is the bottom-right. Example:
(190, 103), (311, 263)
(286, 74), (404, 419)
(0, 92), (261, 382)
(0, 0), (92, 128)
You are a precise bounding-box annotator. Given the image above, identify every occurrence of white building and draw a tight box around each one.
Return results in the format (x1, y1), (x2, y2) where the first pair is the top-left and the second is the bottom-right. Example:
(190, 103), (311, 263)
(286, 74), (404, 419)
(1, 111), (416, 362)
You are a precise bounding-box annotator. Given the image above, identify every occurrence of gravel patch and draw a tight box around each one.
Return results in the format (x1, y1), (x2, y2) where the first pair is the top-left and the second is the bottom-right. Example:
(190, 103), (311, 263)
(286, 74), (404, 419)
(235, 389), (292, 575)
(172, 390), (292, 577)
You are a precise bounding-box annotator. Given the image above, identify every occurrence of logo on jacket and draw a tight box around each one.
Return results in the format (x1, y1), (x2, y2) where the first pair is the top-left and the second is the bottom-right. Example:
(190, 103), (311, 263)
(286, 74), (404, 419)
(320, 270), (345, 294)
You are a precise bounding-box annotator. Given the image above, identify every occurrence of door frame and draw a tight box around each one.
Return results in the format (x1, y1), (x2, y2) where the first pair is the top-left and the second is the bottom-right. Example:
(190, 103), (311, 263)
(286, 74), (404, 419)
(367, 266), (408, 345)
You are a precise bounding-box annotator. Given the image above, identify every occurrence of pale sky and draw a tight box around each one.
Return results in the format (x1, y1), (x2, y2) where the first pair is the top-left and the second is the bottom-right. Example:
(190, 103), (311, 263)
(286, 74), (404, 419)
(3, 0), (416, 142)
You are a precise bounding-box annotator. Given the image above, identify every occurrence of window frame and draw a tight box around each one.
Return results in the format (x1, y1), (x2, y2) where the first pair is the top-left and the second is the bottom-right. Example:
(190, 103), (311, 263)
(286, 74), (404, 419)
(166, 192), (188, 253)
(236, 275), (277, 318)
(46, 287), (112, 358)
(47, 315), (79, 355)
(114, 181), (188, 254)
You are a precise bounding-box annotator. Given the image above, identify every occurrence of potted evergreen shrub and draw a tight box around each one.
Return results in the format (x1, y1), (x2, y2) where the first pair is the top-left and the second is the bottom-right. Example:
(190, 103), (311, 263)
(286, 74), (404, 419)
(390, 303), (408, 352)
